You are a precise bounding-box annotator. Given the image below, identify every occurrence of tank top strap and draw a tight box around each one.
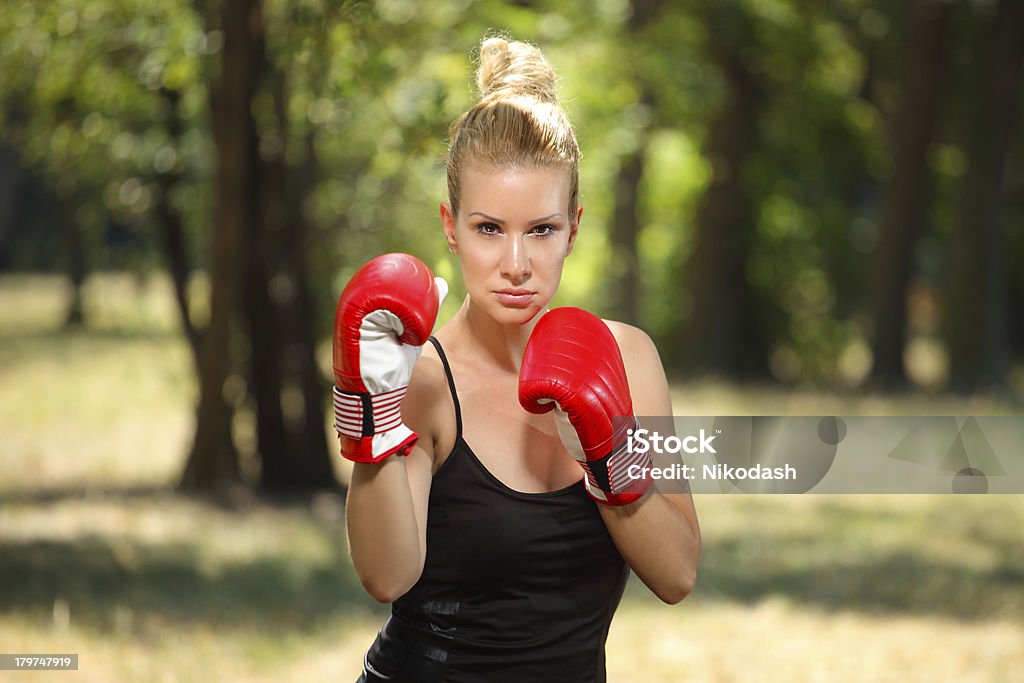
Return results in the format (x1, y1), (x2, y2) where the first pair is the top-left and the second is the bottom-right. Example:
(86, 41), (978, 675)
(427, 336), (463, 440)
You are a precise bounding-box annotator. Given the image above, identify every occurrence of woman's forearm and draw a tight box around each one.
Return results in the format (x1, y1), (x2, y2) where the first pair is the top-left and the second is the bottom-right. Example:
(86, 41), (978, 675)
(345, 456), (425, 603)
(600, 492), (701, 604)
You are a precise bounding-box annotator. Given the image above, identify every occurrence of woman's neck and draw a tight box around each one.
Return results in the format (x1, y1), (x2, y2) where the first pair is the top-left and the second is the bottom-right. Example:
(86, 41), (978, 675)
(452, 295), (544, 373)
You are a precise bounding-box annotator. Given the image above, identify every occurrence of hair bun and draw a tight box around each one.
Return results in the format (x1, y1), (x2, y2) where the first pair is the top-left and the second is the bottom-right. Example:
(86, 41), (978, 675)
(446, 34), (580, 217)
(476, 36), (558, 104)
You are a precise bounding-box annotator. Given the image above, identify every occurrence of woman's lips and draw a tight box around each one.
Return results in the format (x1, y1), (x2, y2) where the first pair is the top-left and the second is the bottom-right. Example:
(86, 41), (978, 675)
(495, 290), (534, 306)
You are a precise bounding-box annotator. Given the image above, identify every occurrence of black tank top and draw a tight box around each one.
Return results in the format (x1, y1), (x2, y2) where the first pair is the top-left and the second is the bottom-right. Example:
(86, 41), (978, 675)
(358, 337), (628, 683)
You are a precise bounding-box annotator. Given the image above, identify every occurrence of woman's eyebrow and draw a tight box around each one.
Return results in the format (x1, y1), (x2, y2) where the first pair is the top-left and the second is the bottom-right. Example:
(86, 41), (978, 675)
(467, 211), (563, 225)
(468, 211), (505, 223)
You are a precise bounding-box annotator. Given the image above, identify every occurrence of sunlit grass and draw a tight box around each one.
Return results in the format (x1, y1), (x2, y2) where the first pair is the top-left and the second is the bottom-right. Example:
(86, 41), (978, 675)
(668, 379), (1022, 417)
(0, 329), (193, 491)
(609, 599), (1024, 683)
(1, 273), (1022, 681)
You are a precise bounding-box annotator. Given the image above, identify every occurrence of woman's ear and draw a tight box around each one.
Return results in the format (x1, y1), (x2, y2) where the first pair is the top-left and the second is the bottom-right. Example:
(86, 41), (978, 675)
(440, 202), (458, 253)
(566, 205), (583, 256)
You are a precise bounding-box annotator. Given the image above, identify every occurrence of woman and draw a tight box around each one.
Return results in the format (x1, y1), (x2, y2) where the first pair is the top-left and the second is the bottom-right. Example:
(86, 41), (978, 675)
(336, 36), (701, 682)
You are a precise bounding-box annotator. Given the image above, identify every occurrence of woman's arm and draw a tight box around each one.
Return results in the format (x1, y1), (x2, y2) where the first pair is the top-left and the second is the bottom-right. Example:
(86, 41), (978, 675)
(599, 321), (702, 604)
(344, 353), (441, 603)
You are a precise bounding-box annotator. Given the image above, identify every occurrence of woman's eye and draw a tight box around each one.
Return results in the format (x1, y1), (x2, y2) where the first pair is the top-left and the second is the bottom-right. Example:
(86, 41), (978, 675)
(532, 224), (557, 236)
(476, 223), (501, 235)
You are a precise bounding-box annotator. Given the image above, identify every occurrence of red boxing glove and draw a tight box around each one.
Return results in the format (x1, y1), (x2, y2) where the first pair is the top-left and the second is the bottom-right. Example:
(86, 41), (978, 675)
(333, 253), (448, 463)
(518, 307), (652, 505)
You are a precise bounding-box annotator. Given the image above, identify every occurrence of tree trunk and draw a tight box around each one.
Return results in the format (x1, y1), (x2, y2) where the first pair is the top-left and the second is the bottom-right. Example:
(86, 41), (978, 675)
(241, 42), (287, 484)
(604, 0), (664, 325)
(945, 0), (1024, 392)
(868, 0), (951, 386)
(63, 200), (86, 327)
(243, 197), (290, 488)
(674, 4), (763, 377)
(607, 134), (645, 325)
(288, 134), (334, 490)
(154, 86), (201, 368)
(0, 137), (23, 269)
(181, 0), (264, 493)
(254, 69), (335, 492)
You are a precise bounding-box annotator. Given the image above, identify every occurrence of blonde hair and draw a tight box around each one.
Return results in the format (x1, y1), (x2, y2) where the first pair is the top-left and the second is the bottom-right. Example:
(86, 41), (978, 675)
(446, 36), (580, 217)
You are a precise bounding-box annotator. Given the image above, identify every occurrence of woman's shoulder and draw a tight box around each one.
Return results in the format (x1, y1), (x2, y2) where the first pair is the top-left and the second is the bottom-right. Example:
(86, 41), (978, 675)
(600, 318), (672, 415)
(402, 337), (457, 465)
(601, 319), (658, 358)
(406, 338), (451, 416)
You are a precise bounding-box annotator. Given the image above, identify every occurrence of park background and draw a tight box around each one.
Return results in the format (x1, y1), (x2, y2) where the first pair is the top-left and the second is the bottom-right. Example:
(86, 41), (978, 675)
(1, 0), (1022, 680)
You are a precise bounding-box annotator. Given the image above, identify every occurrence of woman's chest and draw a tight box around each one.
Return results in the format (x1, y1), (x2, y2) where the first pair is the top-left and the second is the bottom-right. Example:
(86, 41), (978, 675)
(424, 449), (620, 593)
(454, 379), (581, 494)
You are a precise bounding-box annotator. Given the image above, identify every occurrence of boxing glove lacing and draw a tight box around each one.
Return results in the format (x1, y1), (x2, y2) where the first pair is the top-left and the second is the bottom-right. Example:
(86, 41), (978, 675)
(579, 417), (652, 496)
(333, 385), (407, 440)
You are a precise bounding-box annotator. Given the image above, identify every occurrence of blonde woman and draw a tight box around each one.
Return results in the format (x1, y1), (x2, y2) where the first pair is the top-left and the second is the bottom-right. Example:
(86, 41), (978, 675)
(334, 36), (701, 682)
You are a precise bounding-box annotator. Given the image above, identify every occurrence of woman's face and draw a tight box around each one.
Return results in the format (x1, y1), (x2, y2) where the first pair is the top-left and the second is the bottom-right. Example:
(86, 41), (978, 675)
(441, 166), (581, 326)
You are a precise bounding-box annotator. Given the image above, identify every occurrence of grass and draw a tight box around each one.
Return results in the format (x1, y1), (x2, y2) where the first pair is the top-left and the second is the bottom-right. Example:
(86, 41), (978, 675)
(1, 273), (1022, 682)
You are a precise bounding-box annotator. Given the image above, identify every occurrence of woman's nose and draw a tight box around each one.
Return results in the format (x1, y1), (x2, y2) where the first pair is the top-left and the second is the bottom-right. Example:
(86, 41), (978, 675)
(500, 235), (531, 282)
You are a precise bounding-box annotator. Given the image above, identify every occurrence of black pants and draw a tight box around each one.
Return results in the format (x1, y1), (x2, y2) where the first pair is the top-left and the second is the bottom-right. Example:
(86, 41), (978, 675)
(357, 615), (450, 682)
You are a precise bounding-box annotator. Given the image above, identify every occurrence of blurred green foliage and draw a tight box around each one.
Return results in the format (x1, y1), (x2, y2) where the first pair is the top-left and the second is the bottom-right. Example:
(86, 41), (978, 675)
(1, 0), (1021, 388)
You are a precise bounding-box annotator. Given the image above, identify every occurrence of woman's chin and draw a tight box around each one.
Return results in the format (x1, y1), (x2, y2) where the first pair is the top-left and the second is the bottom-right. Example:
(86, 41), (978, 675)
(494, 303), (545, 326)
